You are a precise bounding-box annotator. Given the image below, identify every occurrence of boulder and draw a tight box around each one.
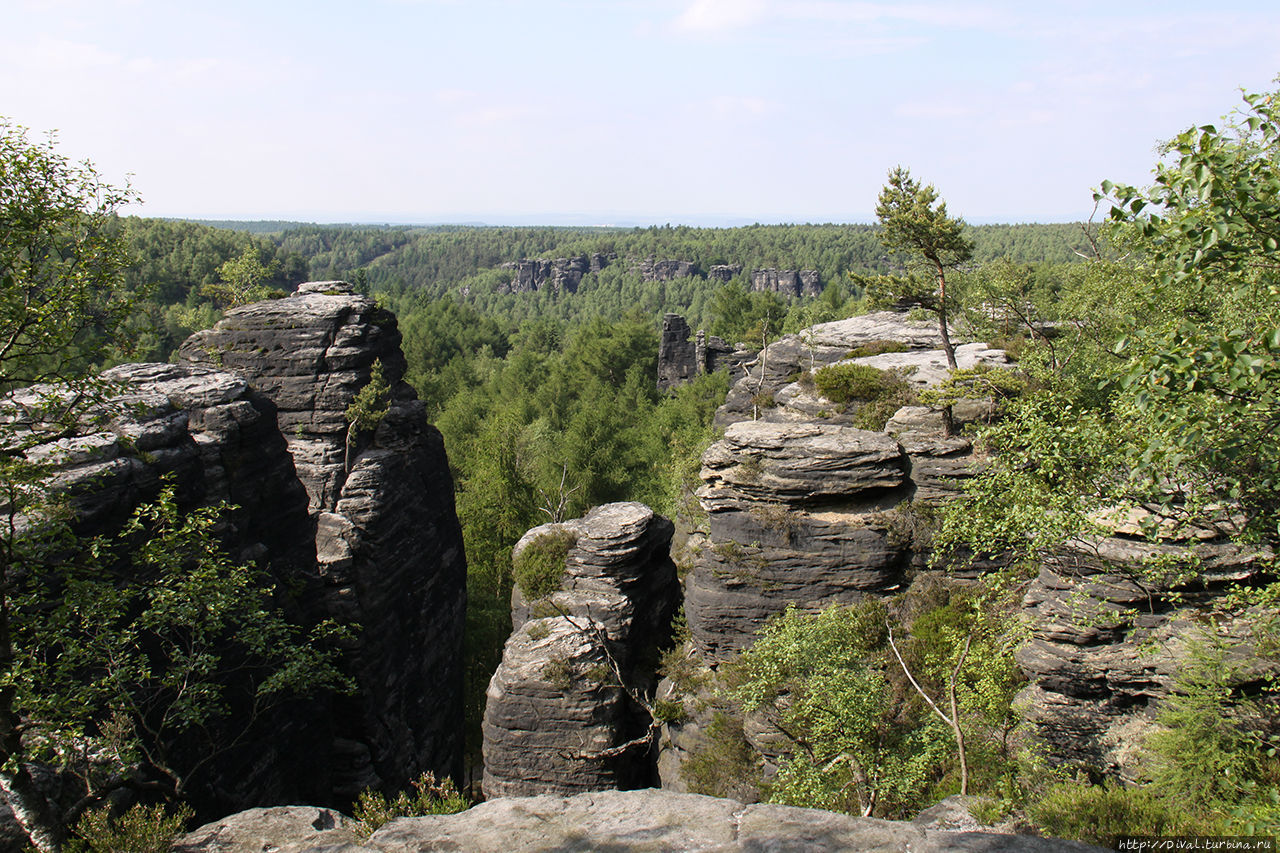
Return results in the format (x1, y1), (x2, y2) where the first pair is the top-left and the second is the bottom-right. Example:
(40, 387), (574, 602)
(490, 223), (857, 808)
(172, 806), (363, 852)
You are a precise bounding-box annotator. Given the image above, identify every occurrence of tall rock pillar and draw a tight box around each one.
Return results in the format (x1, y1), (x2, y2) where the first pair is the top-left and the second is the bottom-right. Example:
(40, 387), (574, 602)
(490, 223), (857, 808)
(179, 281), (466, 798)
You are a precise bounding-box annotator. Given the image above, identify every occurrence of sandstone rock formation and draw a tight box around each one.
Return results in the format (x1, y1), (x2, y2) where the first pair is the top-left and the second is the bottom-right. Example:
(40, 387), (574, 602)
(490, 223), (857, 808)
(750, 267), (822, 297)
(500, 253), (614, 294)
(662, 311), (1007, 786)
(482, 503), (680, 798)
(707, 262), (743, 282)
(178, 281), (467, 799)
(175, 789), (1106, 852)
(1017, 530), (1274, 780)
(656, 313), (749, 391)
(685, 420), (978, 659)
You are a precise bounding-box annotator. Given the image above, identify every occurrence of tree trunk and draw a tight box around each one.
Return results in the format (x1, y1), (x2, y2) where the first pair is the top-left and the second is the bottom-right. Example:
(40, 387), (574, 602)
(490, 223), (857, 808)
(935, 265), (958, 370)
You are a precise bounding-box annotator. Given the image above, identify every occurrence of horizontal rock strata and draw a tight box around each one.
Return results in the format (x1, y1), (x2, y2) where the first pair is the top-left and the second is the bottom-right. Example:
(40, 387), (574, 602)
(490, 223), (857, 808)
(484, 503), (679, 798)
(1018, 531), (1274, 778)
(688, 421), (921, 658)
(179, 281), (467, 798)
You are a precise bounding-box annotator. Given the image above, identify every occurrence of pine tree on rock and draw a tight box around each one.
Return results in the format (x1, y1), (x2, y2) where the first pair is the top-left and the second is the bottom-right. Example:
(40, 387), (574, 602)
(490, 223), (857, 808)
(874, 167), (973, 369)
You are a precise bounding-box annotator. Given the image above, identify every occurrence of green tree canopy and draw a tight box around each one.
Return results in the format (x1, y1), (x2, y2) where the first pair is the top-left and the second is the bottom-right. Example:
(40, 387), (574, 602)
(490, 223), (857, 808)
(875, 167), (973, 368)
(0, 120), (137, 392)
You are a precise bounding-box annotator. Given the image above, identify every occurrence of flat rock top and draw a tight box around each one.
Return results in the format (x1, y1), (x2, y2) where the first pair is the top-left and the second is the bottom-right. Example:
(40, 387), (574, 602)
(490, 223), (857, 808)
(177, 790), (1106, 853)
(719, 420), (901, 453)
(807, 311), (944, 349)
(847, 342), (1010, 389)
(101, 362), (249, 409)
(294, 279), (355, 294)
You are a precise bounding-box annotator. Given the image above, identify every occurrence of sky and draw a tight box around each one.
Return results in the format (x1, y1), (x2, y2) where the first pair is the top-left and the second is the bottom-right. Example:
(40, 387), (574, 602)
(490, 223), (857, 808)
(3, 0), (1278, 226)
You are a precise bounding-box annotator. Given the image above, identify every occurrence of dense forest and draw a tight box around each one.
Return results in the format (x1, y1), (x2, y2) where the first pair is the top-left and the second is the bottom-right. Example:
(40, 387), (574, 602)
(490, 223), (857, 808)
(113, 214), (1101, 787)
(7, 78), (1280, 851)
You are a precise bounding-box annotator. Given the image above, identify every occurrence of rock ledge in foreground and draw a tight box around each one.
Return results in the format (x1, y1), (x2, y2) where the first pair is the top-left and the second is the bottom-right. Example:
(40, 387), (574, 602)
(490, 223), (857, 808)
(176, 789), (1106, 853)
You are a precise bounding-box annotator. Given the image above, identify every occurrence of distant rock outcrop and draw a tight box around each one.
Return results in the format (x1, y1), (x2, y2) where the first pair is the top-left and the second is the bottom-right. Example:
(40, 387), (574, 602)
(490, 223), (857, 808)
(751, 268), (822, 297)
(707, 262), (743, 282)
(635, 258), (695, 282)
(501, 253), (614, 294)
(175, 789), (1106, 853)
(656, 313), (750, 391)
(482, 503), (680, 798)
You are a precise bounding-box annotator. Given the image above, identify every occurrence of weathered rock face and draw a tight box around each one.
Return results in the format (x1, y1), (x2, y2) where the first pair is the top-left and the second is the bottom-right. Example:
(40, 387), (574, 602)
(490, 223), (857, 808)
(686, 420), (975, 659)
(656, 313), (751, 391)
(656, 312), (1006, 788)
(1017, 531), (1274, 780)
(22, 362), (311, 567)
(7, 362), (327, 810)
(500, 253), (615, 294)
(178, 281), (467, 798)
(176, 789), (1107, 853)
(707, 262), (743, 282)
(657, 314), (698, 390)
(684, 314), (1003, 658)
(751, 267), (822, 297)
(483, 503), (679, 798)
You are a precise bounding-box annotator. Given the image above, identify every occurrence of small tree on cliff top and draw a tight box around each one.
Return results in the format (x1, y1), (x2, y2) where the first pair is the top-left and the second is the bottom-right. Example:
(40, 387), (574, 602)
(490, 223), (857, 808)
(875, 167), (973, 369)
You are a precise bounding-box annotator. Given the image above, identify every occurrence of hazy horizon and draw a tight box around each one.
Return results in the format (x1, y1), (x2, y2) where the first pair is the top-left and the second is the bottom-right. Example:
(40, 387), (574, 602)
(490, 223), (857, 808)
(8, 0), (1274, 226)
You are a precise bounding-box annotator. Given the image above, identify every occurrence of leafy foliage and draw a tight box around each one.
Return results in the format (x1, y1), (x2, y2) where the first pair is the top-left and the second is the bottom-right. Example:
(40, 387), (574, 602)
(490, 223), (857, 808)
(811, 362), (916, 429)
(681, 711), (762, 802)
(813, 363), (899, 404)
(929, 81), (1280, 842)
(345, 358), (392, 433)
(875, 168), (973, 368)
(64, 799), (193, 850)
(726, 602), (949, 818)
(65, 803), (194, 853)
(12, 484), (352, 803)
(200, 243), (283, 308)
(1027, 783), (1202, 848)
(0, 120), (137, 390)
(351, 772), (468, 838)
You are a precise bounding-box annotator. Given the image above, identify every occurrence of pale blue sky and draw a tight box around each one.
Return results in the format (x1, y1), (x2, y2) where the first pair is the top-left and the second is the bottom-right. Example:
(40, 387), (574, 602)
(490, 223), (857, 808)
(4, 0), (1278, 224)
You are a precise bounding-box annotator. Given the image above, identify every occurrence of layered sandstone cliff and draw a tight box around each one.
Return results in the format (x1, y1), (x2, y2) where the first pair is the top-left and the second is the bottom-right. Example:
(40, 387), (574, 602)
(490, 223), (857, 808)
(9, 282), (467, 821)
(178, 281), (467, 797)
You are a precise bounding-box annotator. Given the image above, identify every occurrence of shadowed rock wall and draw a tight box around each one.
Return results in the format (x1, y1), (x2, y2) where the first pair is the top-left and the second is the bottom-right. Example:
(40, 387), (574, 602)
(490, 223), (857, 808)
(176, 281), (468, 798)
